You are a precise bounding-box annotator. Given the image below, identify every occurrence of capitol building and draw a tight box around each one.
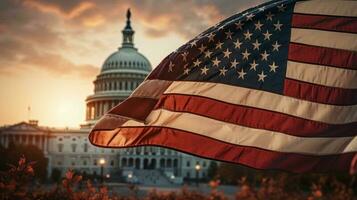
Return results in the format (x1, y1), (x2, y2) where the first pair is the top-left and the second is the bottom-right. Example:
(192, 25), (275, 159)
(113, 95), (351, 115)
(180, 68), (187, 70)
(0, 10), (211, 184)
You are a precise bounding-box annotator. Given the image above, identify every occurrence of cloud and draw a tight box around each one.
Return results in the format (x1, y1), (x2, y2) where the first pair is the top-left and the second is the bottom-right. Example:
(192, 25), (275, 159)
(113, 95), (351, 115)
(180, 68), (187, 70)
(23, 0), (95, 19)
(0, 0), (268, 80)
(21, 52), (99, 78)
(0, 0), (101, 79)
(0, 37), (98, 79)
(17, 0), (267, 38)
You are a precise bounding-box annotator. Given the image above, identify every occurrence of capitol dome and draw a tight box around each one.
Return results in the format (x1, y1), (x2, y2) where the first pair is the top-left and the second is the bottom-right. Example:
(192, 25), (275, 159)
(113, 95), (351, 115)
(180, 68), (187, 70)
(101, 48), (151, 73)
(85, 9), (151, 126)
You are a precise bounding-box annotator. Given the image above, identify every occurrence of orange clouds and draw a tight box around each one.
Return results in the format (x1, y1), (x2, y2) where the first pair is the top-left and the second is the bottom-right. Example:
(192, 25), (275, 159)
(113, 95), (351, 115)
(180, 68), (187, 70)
(23, 0), (95, 19)
(21, 52), (99, 78)
(194, 4), (224, 25)
(22, 0), (108, 28)
(82, 13), (105, 27)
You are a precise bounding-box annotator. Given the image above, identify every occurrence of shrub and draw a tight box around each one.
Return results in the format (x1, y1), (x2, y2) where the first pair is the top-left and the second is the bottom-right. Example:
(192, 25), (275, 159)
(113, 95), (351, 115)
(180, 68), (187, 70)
(0, 156), (356, 200)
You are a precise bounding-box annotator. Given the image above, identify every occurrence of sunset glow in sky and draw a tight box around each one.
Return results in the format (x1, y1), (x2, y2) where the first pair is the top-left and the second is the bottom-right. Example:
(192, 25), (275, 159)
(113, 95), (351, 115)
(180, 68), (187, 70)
(0, 0), (264, 128)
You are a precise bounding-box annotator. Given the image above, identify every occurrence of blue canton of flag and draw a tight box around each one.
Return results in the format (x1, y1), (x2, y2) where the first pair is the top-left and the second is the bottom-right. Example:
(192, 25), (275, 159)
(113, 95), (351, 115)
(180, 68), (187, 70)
(156, 1), (293, 94)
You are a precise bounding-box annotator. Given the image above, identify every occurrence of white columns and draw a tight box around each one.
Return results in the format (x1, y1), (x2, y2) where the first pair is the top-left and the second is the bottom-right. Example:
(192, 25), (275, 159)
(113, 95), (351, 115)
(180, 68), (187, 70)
(155, 158), (159, 169)
(140, 158), (144, 169)
(98, 101), (101, 116)
(95, 102), (99, 118)
(104, 101), (109, 114)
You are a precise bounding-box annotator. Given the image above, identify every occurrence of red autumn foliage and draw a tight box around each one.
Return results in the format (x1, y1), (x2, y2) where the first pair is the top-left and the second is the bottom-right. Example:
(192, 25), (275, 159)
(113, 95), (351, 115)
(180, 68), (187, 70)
(0, 156), (356, 200)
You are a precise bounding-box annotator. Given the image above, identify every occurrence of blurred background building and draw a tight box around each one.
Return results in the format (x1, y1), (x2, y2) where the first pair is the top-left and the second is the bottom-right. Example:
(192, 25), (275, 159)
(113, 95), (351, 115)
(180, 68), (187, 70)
(0, 10), (211, 185)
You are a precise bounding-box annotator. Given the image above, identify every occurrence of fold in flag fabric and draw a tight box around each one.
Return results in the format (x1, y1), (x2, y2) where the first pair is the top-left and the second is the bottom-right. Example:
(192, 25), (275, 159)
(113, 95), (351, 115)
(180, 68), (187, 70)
(89, 0), (357, 173)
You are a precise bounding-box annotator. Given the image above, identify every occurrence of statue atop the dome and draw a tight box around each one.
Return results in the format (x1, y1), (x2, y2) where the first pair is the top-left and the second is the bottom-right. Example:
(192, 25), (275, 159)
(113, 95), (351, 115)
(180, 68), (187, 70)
(122, 8), (134, 48)
(124, 8), (132, 30)
(127, 9), (131, 20)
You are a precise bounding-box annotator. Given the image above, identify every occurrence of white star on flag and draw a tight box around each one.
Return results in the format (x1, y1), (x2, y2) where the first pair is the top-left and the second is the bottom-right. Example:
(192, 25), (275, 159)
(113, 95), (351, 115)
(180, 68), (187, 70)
(258, 71), (267, 82)
(237, 69), (247, 79)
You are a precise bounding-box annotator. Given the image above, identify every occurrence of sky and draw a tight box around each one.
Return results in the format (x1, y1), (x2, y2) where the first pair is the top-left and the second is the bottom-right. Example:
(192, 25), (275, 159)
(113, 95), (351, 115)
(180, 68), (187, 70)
(0, 0), (266, 128)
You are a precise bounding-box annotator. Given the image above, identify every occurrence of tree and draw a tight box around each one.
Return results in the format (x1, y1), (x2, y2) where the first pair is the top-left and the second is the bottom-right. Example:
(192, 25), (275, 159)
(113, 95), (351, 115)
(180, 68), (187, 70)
(0, 144), (48, 181)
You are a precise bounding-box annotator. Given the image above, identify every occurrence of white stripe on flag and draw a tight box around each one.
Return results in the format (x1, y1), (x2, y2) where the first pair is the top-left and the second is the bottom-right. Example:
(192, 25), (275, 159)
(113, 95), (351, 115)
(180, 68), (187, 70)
(121, 109), (357, 155)
(294, 1), (357, 17)
(286, 61), (357, 89)
(291, 28), (357, 51)
(163, 81), (357, 124)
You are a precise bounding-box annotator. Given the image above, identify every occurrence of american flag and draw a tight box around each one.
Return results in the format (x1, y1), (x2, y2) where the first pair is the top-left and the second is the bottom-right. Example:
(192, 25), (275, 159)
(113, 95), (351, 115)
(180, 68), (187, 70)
(90, 0), (357, 172)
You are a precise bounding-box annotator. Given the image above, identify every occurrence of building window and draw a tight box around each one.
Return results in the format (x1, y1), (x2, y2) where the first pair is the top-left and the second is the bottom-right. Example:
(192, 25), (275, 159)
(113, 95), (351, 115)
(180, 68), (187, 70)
(186, 161), (190, 167)
(71, 144), (77, 152)
(58, 144), (63, 153)
(203, 161), (206, 167)
(72, 138), (76, 141)
(110, 160), (114, 166)
(186, 172), (191, 178)
(57, 161), (62, 166)
(83, 160), (87, 166)
(72, 161), (75, 166)
(94, 159), (97, 166)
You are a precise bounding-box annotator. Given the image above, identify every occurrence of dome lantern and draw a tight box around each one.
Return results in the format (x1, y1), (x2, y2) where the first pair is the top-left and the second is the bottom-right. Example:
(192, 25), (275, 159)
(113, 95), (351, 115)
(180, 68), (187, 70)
(121, 8), (135, 48)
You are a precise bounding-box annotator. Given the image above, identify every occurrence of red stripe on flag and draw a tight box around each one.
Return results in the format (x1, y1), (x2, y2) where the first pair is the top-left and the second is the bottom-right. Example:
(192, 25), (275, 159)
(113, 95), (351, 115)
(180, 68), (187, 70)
(292, 13), (357, 33)
(89, 127), (354, 173)
(288, 43), (357, 69)
(154, 94), (357, 137)
(284, 78), (357, 105)
(108, 97), (158, 121)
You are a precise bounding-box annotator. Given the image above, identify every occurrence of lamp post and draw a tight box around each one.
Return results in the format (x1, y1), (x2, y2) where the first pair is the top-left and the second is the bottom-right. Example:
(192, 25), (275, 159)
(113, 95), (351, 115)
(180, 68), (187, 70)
(195, 164), (201, 187)
(99, 158), (106, 185)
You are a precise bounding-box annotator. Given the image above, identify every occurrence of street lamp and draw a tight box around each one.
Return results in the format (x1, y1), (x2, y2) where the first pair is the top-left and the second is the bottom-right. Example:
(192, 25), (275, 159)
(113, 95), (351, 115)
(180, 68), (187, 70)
(99, 158), (106, 184)
(195, 164), (201, 187)
(128, 173), (133, 183)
